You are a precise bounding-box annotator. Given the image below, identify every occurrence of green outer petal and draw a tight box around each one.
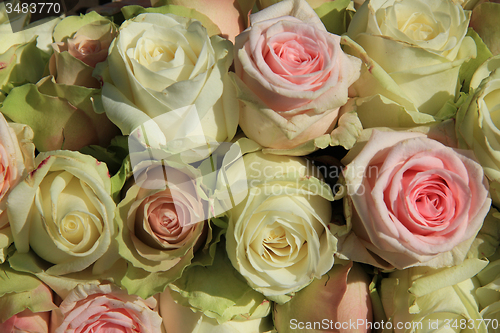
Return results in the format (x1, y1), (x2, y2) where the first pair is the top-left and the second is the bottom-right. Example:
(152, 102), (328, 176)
(314, 0), (350, 35)
(354, 94), (436, 128)
(0, 262), (57, 322)
(169, 240), (270, 323)
(368, 273), (388, 325)
(260, 102), (363, 156)
(408, 258), (488, 299)
(342, 34), (471, 126)
(1, 76), (119, 151)
(0, 262), (41, 297)
(121, 5), (221, 36)
(262, 134), (331, 156)
(381, 262), (486, 333)
(189, 217), (226, 267)
(51, 51), (99, 88)
(459, 28), (493, 93)
(119, 255), (192, 300)
(0, 228), (12, 264)
(0, 16), (60, 54)
(0, 285), (56, 323)
(8, 250), (127, 299)
(53, 11), (113, 42)
(80, 135), (130, 179)
(0, 38), (48, 98)
(467, 207), (500, 260)
(342, 35), (418, 112)
(469, 54), (500, 91)
(470, 2), (500, 57)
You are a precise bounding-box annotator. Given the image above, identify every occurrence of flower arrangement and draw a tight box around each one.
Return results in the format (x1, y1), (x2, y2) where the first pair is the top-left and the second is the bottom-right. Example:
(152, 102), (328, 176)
(1, 0), (500, 332)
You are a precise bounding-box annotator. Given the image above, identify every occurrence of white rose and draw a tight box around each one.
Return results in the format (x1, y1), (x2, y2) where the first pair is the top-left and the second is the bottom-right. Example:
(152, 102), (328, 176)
(99, 13), (237, 152)
(225, 151), (337, 297)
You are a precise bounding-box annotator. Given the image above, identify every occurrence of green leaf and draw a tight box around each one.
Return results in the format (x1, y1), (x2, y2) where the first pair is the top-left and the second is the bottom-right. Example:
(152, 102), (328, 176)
(121, 5), (221, 36)
(459, 28), (493, 94)
(169, 240), (270, 323)
(314, 0), (351, 35)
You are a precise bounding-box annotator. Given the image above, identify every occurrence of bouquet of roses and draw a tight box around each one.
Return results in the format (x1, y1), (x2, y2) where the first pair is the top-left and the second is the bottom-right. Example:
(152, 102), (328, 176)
(1, 0), (500, 331)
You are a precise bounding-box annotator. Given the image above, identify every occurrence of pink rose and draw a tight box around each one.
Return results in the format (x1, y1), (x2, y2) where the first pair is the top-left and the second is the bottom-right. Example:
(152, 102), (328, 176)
(274, 262), (372, 333)
(233, 0), (361, 150)
(115, 163), (207, 279)
(0, 113), (34, 229)
(49, 13), (117, 88)
(0, 282), (55, 333)
(52, 284), (162, 333)
(0, 309), (50, 333)
(339, 130), (491, 269)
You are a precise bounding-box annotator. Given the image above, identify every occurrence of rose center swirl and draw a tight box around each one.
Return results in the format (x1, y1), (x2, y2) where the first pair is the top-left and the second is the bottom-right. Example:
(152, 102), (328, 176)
(405, 173), (456, 228)
(76, 40), (101, 55)
(399, 13), (437, 41)
(149, 202), (182, 237)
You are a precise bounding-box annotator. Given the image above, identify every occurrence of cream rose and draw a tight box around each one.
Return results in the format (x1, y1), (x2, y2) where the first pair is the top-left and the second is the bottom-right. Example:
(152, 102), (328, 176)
(476, 249), (500, 330)
(340, 129), (491, 269)
(233, 0), (361, 150)
(98, 12), (237, 148)
(7, 151), (116, 275)
(380, 258), (488, 333)
(51, 284), (162, 333)
(225, 151), (337, 297)
(345, 0), (476, 128)
(456, 55), (500, 207)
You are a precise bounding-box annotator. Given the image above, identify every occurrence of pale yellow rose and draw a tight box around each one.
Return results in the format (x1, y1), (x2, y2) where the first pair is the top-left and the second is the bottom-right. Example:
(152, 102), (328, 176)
(7, 151), (116, 275)
(225, 151), (337, 297)
(345, 0), (476, 128)
(380, 259), (488, 333)
(98, 12), (237, 152)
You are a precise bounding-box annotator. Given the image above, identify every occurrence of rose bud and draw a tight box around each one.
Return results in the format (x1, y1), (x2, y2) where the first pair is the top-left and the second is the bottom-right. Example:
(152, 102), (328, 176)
(233, 0), (361, 151)
(50, 11), (117, 88)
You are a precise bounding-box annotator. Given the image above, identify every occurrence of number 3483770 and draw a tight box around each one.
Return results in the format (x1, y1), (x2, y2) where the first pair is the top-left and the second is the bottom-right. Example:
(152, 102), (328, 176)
(5, 2), (61, 14)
